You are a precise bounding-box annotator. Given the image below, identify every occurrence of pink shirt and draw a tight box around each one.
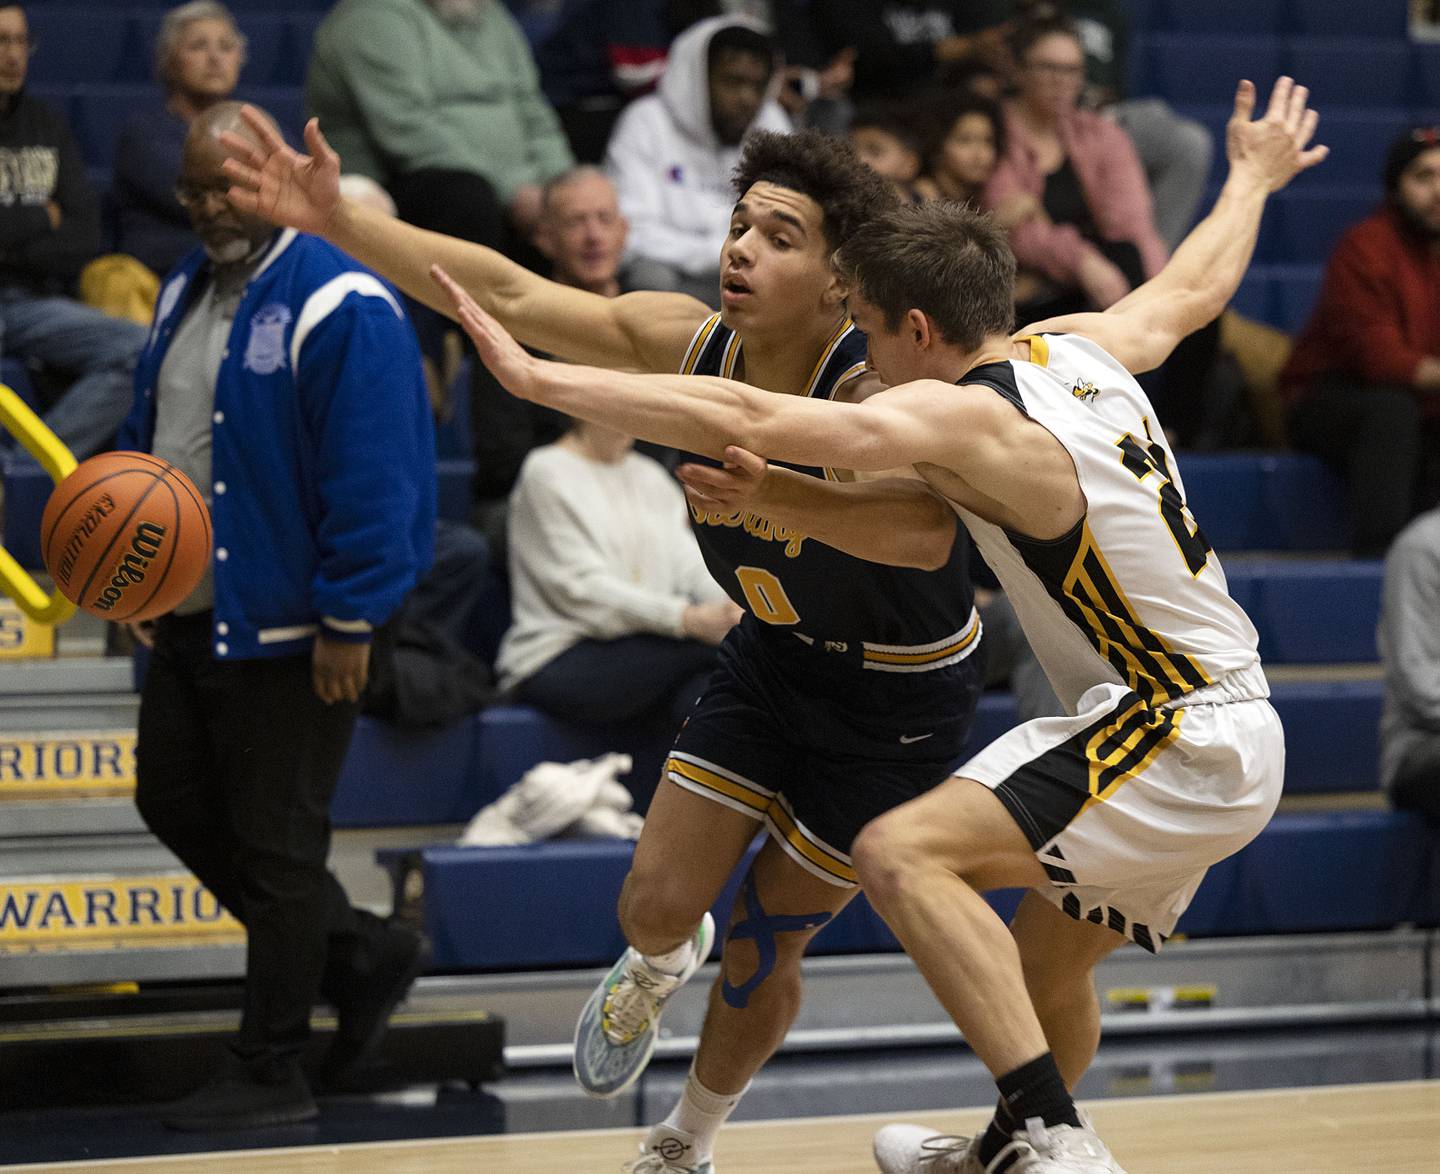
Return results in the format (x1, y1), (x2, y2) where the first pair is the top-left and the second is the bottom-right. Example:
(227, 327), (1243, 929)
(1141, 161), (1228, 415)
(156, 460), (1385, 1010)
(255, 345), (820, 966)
(983, 104), (1168, 286)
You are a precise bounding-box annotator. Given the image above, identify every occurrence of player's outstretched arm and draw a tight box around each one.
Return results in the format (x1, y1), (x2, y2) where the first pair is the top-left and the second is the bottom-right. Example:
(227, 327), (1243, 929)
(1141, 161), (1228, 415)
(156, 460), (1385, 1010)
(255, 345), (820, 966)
(1022, 77), (1328, 373)
(433, 265), (954, 472)
(221, 109), (707, 372)
(678, 447), (959, 570)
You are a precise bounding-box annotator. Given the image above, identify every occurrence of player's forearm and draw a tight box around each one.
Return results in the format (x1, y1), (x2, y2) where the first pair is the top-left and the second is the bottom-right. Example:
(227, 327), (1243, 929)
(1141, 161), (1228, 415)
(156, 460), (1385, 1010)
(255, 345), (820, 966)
(1120, 171), (1269, 328)
(328, 198), (534, 326)
(526, 362), (863, 467)
(752, 470), (957, 570)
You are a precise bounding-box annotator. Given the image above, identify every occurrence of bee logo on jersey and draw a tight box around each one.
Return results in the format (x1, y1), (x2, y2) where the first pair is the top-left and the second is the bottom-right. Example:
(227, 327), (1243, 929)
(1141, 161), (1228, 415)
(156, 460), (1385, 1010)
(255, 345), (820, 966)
(1072, 380), (1100, 403)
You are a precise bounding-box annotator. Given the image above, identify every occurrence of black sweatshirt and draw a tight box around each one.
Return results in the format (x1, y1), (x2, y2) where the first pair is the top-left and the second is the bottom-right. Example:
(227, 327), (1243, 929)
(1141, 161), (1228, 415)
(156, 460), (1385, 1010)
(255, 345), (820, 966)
(0, 89), (100, 293)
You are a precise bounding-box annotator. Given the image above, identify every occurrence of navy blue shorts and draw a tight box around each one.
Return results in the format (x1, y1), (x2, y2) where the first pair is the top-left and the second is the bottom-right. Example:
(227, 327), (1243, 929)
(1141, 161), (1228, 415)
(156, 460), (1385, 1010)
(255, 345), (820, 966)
(664, 628), (982, 887)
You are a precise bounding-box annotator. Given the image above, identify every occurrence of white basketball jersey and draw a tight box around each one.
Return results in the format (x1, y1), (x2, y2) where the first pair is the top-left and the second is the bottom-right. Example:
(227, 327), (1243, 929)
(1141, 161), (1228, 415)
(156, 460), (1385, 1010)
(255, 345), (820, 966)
(950, 332), (1262, 714)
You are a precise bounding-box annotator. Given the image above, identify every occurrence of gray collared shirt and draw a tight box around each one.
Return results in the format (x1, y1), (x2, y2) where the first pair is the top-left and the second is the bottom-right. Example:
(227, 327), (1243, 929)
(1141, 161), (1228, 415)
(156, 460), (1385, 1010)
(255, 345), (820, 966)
(151, 257), (258, 615)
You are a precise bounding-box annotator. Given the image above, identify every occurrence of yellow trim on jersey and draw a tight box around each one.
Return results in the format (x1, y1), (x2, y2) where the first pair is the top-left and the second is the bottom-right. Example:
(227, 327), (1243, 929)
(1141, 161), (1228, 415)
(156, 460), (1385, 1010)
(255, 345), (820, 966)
(1077, 700), (1184, 817)
(679, 313), (723, 375)
(766, 797), (859, 885)
(822, 359), (872, 481)
(720, 329), (743, 379)
(1017, 334), (1051, 368)
(1062, 524), (1211, 705)
(665, 755), (770, 816)
(861, 608), (983, 672)
(801, 318), (855, 398)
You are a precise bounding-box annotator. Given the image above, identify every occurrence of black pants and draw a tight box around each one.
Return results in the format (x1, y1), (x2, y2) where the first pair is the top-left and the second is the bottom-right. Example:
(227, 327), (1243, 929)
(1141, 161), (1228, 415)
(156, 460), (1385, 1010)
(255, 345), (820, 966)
(134, 612), (372, 1074)
(1391, 735), (1440, 824)
(1289, 381), (1440, 557)
(514, 635), (719, 728)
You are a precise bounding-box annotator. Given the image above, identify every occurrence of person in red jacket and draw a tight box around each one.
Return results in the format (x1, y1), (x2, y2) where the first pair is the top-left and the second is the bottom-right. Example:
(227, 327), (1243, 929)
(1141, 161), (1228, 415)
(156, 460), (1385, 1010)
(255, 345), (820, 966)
(1281, 127), (1440, 556)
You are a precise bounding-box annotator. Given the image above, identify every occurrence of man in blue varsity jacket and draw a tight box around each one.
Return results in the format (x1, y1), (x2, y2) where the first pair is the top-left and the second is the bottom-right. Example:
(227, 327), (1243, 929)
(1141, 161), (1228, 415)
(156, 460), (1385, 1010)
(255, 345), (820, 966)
(116, 102), (436, 1130)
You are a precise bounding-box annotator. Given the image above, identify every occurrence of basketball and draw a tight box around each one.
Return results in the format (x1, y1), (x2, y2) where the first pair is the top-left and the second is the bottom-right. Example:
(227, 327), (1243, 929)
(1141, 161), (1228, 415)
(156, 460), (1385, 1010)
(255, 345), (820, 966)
(40, 451), (212, 623)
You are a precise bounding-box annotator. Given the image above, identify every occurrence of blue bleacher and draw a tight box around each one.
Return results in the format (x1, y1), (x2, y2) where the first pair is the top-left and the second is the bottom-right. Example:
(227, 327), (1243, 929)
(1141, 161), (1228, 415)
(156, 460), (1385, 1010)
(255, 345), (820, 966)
(1144, 37), (1283, 108)
(1288, 0), (1410, 39)
(1155, 0), (1286, 36)
(1274, 187), (1376, 266)
(331, 716), (483, 828)
(387, 806), (1436, 969)
(1286, 38), (1414, 109)
(1179, 452), (1346, 551)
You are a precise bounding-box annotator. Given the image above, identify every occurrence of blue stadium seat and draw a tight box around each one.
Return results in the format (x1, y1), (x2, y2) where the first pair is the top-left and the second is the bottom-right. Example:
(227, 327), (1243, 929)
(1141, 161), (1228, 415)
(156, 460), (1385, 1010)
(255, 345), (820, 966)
(1274, 187), (1378, 266)
(1180, 452), (1346, 551)
(26, 9), (131, 85)
(1417, 45), (1440, 109)
(1285, 38), (1413, 110)
(1155, 0), (1285, 35)
(68, 85), (148, 172)
(281, 14), (324, 87)
(1293, 110), (1407, 188)
(0, 358), (39, 414)
(233, 13), (288, 88)
(331, 715), (483, 827)
(1229, 270), (1273, 321)
(1, 461), (48, 570)
(1225, 558), (1383, 663)
(387, 809), (1437, 968)
(1177, 810), (1436, 936)
(1145, 36), (1282, 107)
(1290, 0), (1410, 38)
(434, 359), (473, 459)
(239, 85), (306, 144)
(1269, 263), (1325, 333)
(1271, 678), (1383, 795)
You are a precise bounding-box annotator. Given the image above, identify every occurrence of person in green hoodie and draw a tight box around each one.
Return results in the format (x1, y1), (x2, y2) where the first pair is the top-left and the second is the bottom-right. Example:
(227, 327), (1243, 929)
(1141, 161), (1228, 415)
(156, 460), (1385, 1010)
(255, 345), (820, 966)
(306, 0), (574, 250)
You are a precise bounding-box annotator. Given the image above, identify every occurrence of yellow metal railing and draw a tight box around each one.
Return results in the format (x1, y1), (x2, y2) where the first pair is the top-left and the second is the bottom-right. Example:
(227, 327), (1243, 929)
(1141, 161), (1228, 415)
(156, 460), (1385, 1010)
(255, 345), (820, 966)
(0, 385), (77, 624)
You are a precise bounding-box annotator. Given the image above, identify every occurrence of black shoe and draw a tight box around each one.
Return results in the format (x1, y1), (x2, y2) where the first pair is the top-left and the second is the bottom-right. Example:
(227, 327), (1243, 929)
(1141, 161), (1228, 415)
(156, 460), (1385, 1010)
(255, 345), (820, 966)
(162, 1056), (317, 1131)
(321, 923), (429, 1086)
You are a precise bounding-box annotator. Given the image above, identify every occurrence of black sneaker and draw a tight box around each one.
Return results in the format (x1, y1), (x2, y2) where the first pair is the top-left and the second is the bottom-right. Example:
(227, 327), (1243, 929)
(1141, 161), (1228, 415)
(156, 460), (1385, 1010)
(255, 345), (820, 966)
(162, 1056), (317, 1132)
(321, 923), (428, 1086)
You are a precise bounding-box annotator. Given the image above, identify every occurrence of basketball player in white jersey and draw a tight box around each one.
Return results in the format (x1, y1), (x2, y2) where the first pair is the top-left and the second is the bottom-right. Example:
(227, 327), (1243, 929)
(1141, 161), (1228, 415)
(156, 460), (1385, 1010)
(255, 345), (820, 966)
(430, 76), (1325, 1172)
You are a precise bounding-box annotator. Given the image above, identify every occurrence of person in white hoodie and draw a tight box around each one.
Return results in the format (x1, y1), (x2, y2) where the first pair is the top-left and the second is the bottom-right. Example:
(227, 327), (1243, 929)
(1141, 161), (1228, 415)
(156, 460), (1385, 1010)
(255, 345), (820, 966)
(605, 15), (790, 305)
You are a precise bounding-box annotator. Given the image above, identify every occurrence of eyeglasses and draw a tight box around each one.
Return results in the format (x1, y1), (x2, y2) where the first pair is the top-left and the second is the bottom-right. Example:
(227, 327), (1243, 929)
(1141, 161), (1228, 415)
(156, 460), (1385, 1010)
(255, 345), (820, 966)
(0, 34), (37, 56)
(174, 182), (231, 209)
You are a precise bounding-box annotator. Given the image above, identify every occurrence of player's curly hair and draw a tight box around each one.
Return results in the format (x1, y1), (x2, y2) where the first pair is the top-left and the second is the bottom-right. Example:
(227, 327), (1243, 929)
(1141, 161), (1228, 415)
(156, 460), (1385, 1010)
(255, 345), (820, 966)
(732, 129), (901, 252)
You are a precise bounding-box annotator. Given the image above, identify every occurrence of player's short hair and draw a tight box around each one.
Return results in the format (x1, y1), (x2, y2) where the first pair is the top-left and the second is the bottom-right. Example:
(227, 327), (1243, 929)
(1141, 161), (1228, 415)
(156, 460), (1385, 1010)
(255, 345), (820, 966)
(836, 201), (1016, 351)
(732, 129), (901, 253)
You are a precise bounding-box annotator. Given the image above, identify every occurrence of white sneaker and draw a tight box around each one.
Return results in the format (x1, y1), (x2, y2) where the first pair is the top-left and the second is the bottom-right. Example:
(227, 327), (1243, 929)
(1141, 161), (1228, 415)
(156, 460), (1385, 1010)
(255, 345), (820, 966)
(874, 1116), (1124, 1174)
(991, 1116), (1126, 1174)
(573, 913), (716, 1098)
(623, 1124), (715, 1172)
(873, 1124), (982, 1172)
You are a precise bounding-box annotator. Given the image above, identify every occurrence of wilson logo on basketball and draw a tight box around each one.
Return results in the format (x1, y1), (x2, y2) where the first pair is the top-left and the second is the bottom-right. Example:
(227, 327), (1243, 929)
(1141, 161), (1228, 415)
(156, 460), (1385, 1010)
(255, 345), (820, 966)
(90, 523), (168, 614)
(53, 494), (116, 588)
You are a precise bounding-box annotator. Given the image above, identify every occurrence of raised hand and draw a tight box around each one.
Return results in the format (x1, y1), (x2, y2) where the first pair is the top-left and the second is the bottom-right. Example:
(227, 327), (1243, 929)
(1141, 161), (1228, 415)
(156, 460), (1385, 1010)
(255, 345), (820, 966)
(221, 108), (342, 235)
(431, 264), (541, 399)
(1226, 76), (1328, 193)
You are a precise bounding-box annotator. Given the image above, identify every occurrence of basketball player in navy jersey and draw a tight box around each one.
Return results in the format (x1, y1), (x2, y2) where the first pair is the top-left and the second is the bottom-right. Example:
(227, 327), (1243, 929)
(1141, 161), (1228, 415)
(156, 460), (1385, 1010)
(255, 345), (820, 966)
(224, 121), (985, 1171)
(430, 78), (1324, 1173)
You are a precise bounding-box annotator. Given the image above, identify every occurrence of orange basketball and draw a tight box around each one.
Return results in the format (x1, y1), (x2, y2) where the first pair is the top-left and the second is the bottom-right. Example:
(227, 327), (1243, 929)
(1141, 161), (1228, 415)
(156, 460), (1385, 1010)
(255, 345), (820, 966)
(41, 451), (212, 623)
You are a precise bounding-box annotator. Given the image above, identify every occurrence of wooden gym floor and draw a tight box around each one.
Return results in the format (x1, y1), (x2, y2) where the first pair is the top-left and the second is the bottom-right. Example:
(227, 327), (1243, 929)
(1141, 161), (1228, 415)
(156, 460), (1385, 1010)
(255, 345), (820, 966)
(9, 1079), (1438, 1172)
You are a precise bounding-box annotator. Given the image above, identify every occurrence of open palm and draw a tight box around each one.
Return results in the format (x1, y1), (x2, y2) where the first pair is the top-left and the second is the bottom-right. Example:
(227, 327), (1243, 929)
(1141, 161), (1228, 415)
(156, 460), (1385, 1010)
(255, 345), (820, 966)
(1226, 76), (1329, 193)
(221, 107), (341, 235)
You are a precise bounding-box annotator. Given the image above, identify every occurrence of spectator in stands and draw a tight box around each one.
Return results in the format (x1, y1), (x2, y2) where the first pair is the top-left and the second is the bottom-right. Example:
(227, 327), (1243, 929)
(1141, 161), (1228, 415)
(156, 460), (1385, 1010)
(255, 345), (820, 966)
(1282, 128), (1440, 557)
(605, 15), (788, 304)
(848, 104), (928, 203)
(307, 0), (573, 252)
(1066, 0), (1214, 251)
(122, 103), (435, 1130)
(112, 2), (245, 282)
(497, 416), (740, 729)
(471, 166), (627, 548)
(0, 2), (146, 462)
(809, 0), (1014, 104)
(984, 15), (1165, 316)
(1380, 504), (1440, 824)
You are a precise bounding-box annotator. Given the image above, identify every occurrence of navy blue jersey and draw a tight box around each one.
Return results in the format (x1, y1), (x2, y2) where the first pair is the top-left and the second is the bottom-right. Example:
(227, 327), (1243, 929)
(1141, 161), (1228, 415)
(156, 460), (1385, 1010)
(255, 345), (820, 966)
(679, 313), (980, 679)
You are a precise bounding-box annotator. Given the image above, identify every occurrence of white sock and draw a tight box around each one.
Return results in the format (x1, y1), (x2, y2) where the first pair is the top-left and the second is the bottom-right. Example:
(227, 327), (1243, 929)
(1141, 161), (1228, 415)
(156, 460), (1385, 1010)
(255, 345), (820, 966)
(642, 937), (694, 977)
(661, 1064), (748, 1162)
